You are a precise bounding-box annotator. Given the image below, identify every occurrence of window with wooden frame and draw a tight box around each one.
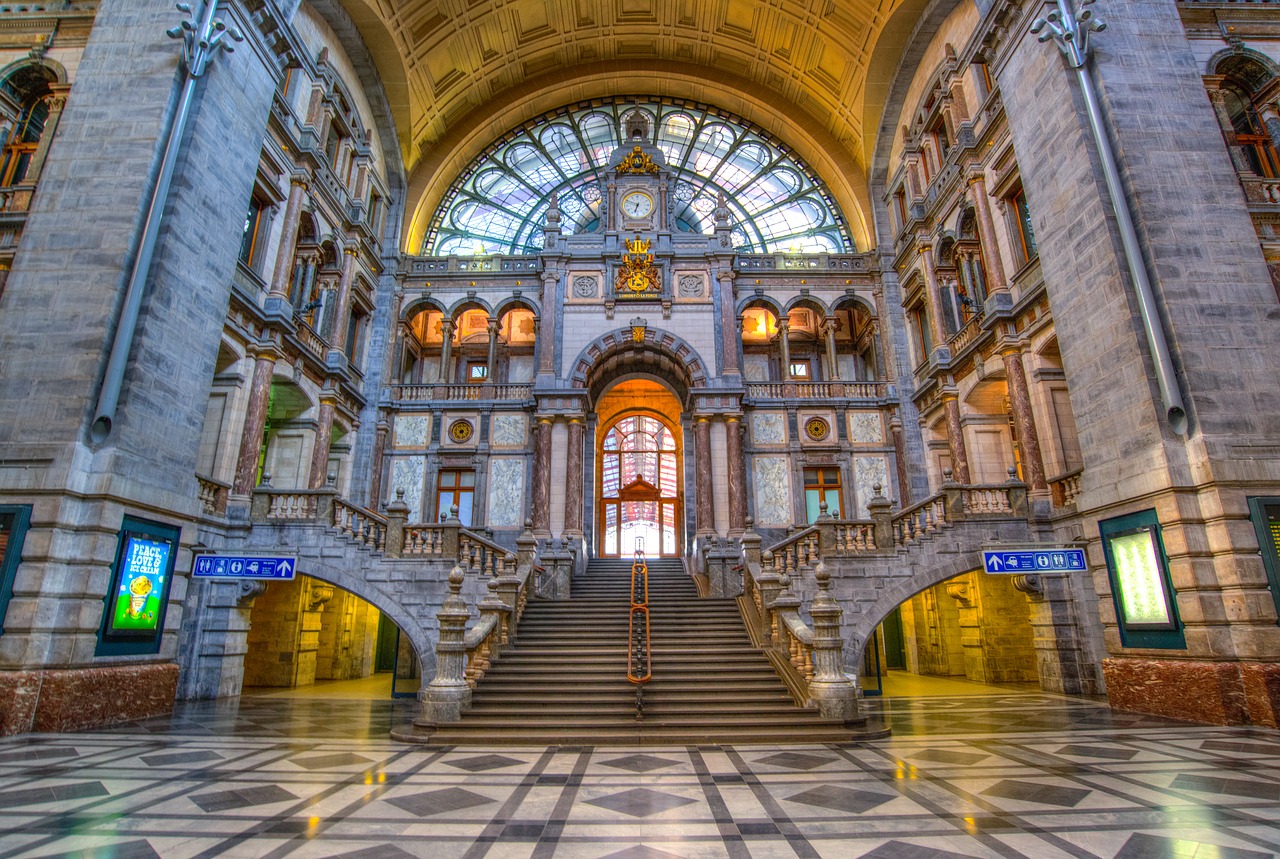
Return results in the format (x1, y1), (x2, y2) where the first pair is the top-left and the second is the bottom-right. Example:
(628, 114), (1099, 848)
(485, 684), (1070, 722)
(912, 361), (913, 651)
(789, 359), (813, 380)
(894, 189), (908, 233)
(1011, 187), (1038, 264)
(0, 65), (54, 187)
(909, 303), (932, 366)
(803, 467), (843, 523)
(238, 196), (267, 267)
(465, 360), (489, 383)
(437, 469), (476, 526)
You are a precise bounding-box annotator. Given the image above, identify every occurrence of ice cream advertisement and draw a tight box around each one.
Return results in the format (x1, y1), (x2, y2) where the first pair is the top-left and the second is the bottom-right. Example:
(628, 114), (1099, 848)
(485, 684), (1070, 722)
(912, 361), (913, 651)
(101, 520), (178, 646)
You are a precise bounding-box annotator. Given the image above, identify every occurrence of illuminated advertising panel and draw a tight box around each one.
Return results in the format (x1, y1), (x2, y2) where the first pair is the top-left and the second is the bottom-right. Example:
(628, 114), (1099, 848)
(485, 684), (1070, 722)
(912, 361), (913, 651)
(1099, 510), (1185, 649)
(97, 516), (180, 655)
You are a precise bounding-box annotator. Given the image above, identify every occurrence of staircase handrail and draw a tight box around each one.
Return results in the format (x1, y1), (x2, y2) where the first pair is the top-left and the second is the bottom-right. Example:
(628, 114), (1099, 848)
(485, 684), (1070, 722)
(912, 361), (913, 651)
(332, 498), (387, 552)
(628, 548), (652, 718)
(759, 524), (820, 578)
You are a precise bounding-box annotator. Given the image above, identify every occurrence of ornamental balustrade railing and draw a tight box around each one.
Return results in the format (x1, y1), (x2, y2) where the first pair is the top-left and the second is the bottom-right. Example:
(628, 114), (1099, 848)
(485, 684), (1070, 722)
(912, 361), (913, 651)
(391, 383), (533, 403)
(738, 556), (859, 722)
(744, 381), (887, 401)
(196, 473), (231, 516)
(1049, 467), (1084, 510)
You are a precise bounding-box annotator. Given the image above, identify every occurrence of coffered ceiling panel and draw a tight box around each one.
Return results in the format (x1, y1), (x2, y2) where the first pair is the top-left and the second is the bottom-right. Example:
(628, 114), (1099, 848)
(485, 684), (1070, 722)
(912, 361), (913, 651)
(337, 0), (932, 250)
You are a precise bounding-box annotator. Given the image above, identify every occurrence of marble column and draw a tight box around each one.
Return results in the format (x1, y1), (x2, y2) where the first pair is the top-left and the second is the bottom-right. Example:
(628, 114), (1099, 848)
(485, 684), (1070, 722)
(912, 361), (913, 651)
(776, 319), (792, 380)
(1002, 343), (1048, 491)
(724, 415), (746, 531)
(232, 344), (280, 495)
(694, 416), (714, 533)
(537, 272), (558, 376)
(942, 393), (971, 484)
(822, 317), (840, 380)
(564, 417), (585, 534)
(369, 418), (389, 508)
(438, 317), (455, 383)
(531, 416), (554, 532)
(269, 178), (308, 299)
(327, 247), (358, 346)
(485, 317), (501, 379)
(718, 272), (740, 376)
(966, 174), (1009, 294)
(888, 414), (912, 506)
(919, 246), (950, 350)
(308, 391), (337, 489)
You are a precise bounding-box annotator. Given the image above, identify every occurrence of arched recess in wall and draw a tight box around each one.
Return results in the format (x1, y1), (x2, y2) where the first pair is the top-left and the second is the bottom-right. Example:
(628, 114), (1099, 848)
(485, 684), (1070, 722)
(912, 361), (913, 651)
(570, 326), (708, 409)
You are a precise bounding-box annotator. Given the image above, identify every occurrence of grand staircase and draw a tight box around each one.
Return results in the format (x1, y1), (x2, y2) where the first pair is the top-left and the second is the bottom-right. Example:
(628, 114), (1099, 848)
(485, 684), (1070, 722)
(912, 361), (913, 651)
(419, 557), (888, 745)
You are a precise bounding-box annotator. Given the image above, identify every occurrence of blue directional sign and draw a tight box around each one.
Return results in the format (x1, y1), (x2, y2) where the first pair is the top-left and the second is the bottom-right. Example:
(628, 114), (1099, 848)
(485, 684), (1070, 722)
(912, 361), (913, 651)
(983, 548), (1086, 574)
(192, 554), (297, 580)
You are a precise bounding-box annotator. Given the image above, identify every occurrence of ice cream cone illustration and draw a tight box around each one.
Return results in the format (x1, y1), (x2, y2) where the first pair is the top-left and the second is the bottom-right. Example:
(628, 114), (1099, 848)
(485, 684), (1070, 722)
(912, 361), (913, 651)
(128, 576), (153, 618)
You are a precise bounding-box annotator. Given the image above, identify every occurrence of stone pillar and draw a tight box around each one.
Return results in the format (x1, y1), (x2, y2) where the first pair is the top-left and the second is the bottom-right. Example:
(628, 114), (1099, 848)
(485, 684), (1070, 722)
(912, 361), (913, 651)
(564, 416), (585, 535)
(776, 318), (792, 379)
(966, 174), (1008, 294)
(438, 316), (455, 383)
(941, 393), (971, 484)
(1001, 342), (1048, 492)
(232, 344), (279, 496)
(694, 416), (714, 533)
(531, 415), (554, 532)
(919, 246), (950, 350)
(822, 317), (840, 380)
(485, 316), (501, 378)
(307, 390), (337, 489)
(1014, 574), (1100, 696)
(417, 568), (473, 724)
(718, 271), (740, 376)
(888, 414), (912, 506)
(327, 246), (358, 346)
(269, 178), (308, 299)
(724, 415), (746, 531)
(807, 563), (859, 721)
(25, 85), (69, 184)
(369, 418), (389, 507)
(537, 271), (558, 377)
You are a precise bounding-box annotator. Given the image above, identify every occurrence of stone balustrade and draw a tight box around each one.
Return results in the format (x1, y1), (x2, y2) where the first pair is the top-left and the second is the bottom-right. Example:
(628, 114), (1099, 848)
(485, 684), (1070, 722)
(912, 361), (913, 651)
(1050, 468), (1084, 509)
(744, 381), (887, 401)
(392, 383), (532, 402)
(196, 473), (230, 516)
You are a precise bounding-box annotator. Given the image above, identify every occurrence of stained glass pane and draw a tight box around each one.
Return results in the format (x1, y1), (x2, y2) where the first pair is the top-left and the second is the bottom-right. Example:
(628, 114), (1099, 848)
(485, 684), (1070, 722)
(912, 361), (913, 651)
(424, 97), (852, 255)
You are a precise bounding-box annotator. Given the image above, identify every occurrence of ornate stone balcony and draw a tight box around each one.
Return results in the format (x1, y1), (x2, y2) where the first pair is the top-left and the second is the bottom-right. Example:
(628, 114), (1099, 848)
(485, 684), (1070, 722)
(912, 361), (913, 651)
(744, 380), (887, 401)
(392, 383), (533, 403)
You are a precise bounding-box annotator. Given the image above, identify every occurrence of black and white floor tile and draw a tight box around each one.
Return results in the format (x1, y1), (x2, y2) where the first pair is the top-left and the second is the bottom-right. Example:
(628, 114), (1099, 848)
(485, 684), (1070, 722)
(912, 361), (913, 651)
(0, 692), (1277, 858)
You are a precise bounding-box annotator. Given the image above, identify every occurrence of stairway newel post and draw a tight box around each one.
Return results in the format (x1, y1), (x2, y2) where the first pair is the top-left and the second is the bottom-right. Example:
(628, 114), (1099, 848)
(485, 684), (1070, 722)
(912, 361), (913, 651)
(418, 567), (473, 725)
(385, 490), (409, 558)
(867, 484), (894, 549)
(758, 550), (783, 645)
(807, 562), (860, 721)
(495, 552), (520, 645)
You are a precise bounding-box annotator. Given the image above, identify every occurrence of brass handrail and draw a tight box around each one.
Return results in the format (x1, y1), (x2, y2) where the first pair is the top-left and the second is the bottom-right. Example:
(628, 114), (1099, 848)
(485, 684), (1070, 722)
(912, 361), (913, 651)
(627, 544), (651, 719)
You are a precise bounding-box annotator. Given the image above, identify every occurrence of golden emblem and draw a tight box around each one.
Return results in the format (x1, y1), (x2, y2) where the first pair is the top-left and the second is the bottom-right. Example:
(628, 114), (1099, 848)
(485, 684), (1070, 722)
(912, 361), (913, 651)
(448, 419), (474, 443)
(615, 145), (660, 174)
(616, 237), (660, 295)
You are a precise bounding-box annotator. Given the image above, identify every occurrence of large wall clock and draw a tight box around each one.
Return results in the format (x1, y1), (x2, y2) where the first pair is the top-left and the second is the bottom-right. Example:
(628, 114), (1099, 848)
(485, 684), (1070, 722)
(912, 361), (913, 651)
(621, 190), (653, 219)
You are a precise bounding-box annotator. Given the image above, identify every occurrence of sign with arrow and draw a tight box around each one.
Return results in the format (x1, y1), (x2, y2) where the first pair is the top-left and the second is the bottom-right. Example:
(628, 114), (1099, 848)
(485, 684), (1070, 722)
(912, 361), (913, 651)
(982, 548), (1086, 574)
(192, 554), (297, 581)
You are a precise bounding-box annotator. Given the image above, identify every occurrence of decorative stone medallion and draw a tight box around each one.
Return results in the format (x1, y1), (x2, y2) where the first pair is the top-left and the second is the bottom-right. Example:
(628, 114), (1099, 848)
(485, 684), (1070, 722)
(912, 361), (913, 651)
(804, 416), (830, 442)
(573, 275), (598, 298)
(677, 274), (704, 297)
(448, 419), (474, 444)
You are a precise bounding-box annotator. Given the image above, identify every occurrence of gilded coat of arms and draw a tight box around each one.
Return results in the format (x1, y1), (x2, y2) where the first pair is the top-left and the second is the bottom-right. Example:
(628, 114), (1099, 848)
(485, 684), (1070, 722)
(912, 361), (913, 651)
(615, 145), (660, 174)
(616, 237), (661, 296)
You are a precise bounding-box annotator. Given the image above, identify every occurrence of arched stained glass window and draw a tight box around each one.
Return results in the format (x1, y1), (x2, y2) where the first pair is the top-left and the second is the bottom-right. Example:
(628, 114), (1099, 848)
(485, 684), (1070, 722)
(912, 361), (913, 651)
(424, 97), (853, 256)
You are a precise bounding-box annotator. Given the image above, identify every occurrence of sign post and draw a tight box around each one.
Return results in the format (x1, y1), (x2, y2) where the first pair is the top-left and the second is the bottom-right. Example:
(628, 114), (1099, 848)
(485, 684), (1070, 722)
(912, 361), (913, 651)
(192, 554), (297, 580)
(982, 548), (1086, 574)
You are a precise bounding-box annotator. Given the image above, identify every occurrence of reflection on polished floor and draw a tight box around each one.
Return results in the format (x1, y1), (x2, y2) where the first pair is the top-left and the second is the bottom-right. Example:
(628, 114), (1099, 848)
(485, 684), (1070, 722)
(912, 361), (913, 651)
(0, 691), (1278, 859)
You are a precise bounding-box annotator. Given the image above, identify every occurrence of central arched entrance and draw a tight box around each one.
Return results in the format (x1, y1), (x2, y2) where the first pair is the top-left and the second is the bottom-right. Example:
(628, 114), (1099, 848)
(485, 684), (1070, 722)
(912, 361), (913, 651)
(596, 381), (684, 557)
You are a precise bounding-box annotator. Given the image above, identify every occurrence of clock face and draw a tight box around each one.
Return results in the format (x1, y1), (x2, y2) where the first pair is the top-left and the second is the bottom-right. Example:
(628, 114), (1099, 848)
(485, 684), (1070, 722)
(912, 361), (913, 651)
(621, 191), (653, 219)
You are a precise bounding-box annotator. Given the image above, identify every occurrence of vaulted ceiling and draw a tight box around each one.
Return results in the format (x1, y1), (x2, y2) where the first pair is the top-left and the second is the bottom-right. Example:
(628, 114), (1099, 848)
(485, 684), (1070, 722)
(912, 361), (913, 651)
(337, 0), (934, 251)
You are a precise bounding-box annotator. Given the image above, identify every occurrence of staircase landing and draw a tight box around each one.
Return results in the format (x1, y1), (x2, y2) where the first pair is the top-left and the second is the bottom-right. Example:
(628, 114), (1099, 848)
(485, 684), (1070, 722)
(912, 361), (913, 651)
(394, 558), (889, 745)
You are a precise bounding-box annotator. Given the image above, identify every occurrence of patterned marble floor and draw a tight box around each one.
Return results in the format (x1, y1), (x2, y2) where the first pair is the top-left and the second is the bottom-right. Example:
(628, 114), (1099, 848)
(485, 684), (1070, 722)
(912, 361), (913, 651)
(0, 692), (1278, 859)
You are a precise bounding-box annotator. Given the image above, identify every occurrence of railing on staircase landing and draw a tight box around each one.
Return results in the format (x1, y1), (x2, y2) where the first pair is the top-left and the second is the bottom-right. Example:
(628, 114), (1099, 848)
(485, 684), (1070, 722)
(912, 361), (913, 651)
(628, 547), (651, 719)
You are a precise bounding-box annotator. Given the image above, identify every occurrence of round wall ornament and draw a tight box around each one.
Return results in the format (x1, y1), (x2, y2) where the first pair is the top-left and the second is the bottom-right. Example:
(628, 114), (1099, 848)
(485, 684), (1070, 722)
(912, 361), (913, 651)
(804, 416), (830, 441)
(448, 419), (474, 443)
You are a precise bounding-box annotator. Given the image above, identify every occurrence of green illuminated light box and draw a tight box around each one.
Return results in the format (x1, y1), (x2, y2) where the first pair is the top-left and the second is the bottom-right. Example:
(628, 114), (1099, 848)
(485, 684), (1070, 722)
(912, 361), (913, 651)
(96, 515), (180, 656)
(1098, 509), (1185, 649)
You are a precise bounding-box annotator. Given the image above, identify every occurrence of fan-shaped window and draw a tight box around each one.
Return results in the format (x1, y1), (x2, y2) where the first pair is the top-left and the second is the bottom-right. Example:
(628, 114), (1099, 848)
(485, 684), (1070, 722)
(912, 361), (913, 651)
(424, 97), (852, 255)
(1215, 56), (1280, 178)
(0, 65), (55, 187)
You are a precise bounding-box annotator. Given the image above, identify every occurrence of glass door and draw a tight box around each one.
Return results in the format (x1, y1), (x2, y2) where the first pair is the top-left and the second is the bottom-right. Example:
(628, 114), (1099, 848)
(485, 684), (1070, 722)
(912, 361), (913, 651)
(599, 415), (681, 556)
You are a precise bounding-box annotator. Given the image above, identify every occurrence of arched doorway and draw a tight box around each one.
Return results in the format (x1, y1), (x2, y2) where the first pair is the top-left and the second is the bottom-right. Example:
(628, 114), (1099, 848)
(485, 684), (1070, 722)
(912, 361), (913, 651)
(598, 412), (682, 557)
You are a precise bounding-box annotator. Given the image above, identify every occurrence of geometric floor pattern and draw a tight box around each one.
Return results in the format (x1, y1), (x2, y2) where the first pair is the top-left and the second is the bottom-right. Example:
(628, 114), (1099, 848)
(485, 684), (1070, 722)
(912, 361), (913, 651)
(0, 691), (1278, 857)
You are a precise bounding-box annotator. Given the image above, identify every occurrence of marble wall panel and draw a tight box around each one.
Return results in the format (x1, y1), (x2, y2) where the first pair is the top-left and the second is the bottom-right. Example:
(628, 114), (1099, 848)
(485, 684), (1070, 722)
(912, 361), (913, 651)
(394, 415), (430, 448)
(853, 455), (888, 520)
(390, 456), (425, 522)
(487, 458), (525, 528)
(847, 411), (883, 444)
(743, 354), (769, 381)
(752, 456), (792, 526)
(752, 412), (786, 446)
(491, 414), (527, 447)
